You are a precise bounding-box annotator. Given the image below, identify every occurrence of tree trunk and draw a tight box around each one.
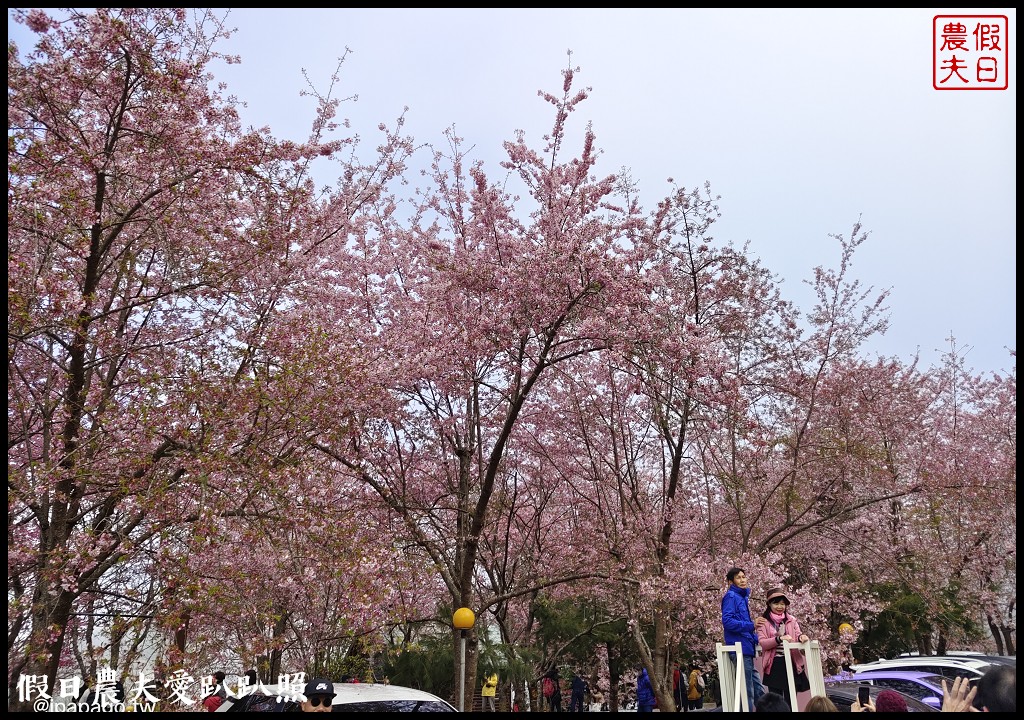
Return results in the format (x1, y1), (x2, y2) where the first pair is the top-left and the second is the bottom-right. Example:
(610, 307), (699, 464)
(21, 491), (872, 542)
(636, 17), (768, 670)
(268, 610), (289, 682)
(999, 625), (1015, 656)
(9, 587), (76, 712)
(606, 638), (623, 712)
(986, 614), (1004, 655)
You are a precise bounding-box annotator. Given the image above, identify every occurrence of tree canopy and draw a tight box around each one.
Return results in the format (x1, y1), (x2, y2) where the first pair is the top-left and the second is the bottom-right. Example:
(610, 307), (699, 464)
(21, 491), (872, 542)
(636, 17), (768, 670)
(8, 8), (1015, 712)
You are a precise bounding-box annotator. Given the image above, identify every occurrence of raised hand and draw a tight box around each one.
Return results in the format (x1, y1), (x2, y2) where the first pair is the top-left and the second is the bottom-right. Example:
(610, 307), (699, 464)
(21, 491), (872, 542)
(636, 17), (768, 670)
(940, 676), (978, 712)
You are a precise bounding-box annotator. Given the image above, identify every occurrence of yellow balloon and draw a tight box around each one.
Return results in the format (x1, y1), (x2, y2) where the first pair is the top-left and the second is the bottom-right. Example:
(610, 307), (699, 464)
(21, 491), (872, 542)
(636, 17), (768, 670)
(453, 607), (476, 629)
(838, 623), (854, 634)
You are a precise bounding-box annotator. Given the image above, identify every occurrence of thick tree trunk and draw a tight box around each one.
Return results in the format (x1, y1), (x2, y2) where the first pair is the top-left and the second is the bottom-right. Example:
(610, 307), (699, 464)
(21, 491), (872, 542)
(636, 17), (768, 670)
(999, 625), (1015, 656)
(606, 638), (623, 712)
(9, 587), (76, 712)
(268, 610), (290, 682)
(651, 606), (676, 710)
(986, 614), (1004, 655)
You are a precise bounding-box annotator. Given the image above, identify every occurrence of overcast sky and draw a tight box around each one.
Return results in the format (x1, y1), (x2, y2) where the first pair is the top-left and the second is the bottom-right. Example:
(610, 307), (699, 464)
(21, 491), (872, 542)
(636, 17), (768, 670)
(10, 9), (1017, 375)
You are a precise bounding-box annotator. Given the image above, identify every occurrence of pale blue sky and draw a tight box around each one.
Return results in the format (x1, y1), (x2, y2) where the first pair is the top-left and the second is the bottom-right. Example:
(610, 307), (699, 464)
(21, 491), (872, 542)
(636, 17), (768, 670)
(10, 8), (1017, 374)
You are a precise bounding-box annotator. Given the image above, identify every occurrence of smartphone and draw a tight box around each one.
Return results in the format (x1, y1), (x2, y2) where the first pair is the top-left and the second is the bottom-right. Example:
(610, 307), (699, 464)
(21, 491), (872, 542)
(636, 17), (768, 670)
(858, 685), (871, 706)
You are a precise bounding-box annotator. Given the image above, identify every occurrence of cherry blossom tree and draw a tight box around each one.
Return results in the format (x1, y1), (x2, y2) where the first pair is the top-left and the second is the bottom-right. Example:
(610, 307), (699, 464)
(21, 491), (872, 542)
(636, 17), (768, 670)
(306, 62), (670, 700)
(9, 10), (1015, 711)
(517, 180), (797, 709)
(9, 9), (248, 697)
(865, 344), (1017, 655)
(7, 8), (401, 704)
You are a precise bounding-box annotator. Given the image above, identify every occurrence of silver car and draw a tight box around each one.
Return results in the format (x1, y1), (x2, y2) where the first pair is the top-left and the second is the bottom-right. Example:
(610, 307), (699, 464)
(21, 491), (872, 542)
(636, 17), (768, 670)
(851, 656), (991, 683)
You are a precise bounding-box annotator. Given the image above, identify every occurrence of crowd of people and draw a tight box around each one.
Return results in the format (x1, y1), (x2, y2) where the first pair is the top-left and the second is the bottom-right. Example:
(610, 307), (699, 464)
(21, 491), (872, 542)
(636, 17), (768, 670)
(720, 564), (1015, 714)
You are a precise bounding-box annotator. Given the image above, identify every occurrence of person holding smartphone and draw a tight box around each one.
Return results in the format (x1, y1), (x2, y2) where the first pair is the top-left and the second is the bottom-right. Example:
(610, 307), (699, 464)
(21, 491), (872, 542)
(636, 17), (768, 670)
(852, 684), (876, 712)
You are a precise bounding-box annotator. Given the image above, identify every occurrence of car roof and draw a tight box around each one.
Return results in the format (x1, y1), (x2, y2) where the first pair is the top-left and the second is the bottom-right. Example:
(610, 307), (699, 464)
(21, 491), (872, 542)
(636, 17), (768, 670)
(320, 682), (454, 702)
(216, 681), (457, 712)
(851, 658), (989, 683)
(946, 652), (1016, 665)
(854, 669), (945, 683)
(851, 663), (987, 671)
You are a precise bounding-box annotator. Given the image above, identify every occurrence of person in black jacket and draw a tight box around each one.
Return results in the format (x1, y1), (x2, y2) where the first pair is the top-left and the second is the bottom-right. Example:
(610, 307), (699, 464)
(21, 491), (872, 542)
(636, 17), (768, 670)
(543, 667), (563, 712)
(569, 672), (588, 712)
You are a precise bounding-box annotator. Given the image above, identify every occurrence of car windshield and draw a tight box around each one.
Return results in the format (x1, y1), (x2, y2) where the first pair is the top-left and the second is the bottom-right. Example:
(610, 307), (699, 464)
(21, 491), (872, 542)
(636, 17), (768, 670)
(868, 678), (941, 702)
(908, 666), (983, 683)
(220, 687), (457, 713)
(333, 700), (456, 712)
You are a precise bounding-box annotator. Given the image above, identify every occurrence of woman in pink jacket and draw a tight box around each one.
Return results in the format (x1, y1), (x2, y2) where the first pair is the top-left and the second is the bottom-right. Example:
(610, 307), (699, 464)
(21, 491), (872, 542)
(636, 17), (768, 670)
(756, 587), (810, 702)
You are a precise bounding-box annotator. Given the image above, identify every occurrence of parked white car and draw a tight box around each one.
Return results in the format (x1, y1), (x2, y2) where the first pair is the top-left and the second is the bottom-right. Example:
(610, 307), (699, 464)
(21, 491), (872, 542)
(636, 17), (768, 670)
(851, 656), (991, 683)
(215, 681), (458, 712)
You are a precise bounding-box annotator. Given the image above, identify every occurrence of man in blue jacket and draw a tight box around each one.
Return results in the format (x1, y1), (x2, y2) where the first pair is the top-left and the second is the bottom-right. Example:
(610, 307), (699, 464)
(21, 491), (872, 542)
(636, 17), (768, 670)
(636, 667), (656, 712)
(721, 566), (765, 710)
